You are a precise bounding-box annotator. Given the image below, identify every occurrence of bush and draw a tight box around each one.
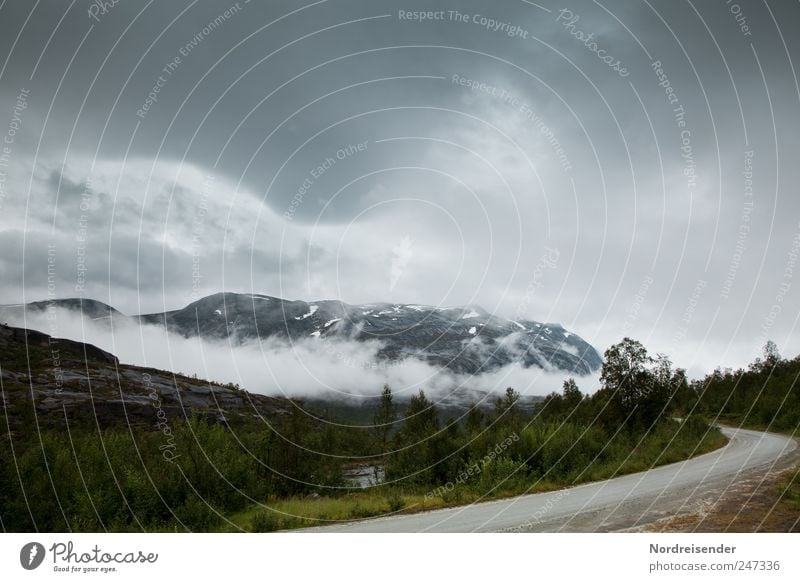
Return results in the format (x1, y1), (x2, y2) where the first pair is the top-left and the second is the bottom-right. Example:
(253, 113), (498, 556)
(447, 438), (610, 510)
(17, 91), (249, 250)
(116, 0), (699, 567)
(251, 510), (281, 532)
(478, 457), (523, 493)
(386, 490), (406, 512)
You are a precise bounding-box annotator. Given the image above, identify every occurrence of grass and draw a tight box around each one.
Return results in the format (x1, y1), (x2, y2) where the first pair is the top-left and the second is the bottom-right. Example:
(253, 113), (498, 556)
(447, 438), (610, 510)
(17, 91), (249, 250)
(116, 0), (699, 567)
(224, 482), (567, 532)
(226, 493), (413, 532)
(780, 468), (800, 511)
(226, 425), (729, 532)
(577, 425), (728, 483)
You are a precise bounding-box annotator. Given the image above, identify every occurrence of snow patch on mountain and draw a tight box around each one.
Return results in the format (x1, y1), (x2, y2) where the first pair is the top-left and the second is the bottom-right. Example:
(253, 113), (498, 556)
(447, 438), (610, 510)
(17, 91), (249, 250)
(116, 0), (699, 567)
(295, 305), (318, 320)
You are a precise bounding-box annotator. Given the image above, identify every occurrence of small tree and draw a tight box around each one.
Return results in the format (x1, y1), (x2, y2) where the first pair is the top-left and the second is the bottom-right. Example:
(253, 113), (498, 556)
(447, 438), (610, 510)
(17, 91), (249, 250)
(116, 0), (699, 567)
(494, 387), (521, 417)
(562, 378), (582, 406)
(387, 390), (440, 484)
(400, 389), (439, 438)
(749, 341), (782, 373)
(372, 384), (396, 454)
(651, 354), (673, 389)
(669, 367), (692, 415)
(465, 403), (484, 434)
(600, 337), (651, 413)
(763, 340), (781, 368)
(493, 386), (523, 432)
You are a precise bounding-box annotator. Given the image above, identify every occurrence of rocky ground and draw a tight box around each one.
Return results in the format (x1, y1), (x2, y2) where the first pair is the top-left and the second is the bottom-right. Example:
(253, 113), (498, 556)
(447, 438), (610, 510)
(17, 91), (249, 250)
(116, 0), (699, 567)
(0, 322), (293, 432)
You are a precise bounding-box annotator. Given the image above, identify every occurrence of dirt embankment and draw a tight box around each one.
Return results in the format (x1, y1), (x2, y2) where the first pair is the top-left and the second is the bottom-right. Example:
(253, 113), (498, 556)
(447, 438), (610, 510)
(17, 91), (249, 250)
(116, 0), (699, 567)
(638, 464), (800, 532)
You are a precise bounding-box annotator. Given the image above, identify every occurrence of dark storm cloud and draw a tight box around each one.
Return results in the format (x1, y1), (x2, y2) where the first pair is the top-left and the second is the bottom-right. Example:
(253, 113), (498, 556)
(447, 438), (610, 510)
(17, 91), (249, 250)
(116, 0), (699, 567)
(1, 0), (799, 377)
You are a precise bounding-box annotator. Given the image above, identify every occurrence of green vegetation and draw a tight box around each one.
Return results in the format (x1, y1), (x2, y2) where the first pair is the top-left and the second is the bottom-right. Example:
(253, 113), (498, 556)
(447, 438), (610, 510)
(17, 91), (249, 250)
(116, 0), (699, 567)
(12, 335), (800, 532)
(780, 468), (800, 512)
(681, 340), (800, 514)
(0, 412), (345, 532)
(685, 340), (800, 433)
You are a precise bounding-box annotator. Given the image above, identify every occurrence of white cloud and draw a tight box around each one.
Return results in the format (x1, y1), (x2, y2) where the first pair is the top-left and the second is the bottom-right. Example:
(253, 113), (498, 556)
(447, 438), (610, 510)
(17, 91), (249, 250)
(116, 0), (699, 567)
(4, 306), (595, 400)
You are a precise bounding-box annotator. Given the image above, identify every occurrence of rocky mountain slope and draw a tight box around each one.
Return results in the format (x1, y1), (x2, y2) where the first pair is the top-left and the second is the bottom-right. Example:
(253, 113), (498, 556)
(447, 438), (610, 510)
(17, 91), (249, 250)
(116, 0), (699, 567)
(0, 322), (294, 431)
(1, 293), (603, 376)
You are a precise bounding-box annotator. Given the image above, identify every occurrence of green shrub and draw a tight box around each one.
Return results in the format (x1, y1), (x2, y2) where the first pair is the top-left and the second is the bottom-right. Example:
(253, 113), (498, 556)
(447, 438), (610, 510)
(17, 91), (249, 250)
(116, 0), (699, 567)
(251, 510), (281, 532)
(386, 490), (406, 512)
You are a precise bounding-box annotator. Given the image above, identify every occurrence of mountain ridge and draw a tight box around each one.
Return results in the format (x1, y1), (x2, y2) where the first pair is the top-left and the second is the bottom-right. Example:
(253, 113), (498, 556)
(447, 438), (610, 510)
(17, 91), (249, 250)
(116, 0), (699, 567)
(1, 293), (603, 376)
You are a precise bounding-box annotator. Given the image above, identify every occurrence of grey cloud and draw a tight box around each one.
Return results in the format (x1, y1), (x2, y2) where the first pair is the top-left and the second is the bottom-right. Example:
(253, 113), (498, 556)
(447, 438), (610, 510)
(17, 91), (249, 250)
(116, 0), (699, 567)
(1, 0), (799, 381)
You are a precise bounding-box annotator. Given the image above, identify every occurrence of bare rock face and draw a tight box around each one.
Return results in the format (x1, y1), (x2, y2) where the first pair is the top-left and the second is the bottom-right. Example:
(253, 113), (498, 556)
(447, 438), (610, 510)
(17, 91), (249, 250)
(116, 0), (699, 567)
(4, 324), (119, 365)
(0, 323), (292, 431)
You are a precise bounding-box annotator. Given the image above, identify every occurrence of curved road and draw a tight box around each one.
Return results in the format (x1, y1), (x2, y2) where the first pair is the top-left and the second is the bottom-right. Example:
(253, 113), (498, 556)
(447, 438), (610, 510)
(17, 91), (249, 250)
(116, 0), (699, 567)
(305, 427), (797, 532)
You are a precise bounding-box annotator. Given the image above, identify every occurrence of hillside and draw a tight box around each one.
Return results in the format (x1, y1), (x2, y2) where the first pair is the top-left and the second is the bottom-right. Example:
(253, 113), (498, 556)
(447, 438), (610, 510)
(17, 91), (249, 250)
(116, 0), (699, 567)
(0, 322), (293, 432)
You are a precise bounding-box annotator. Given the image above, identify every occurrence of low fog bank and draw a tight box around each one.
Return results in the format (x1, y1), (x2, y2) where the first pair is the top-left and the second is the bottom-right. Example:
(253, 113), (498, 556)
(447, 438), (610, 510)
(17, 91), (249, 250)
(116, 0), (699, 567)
(3, 307), (600, 402)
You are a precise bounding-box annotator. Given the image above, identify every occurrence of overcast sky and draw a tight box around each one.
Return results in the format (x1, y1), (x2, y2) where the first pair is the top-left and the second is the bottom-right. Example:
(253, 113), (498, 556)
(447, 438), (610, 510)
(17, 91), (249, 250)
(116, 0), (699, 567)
(1, 0), (799, 377)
